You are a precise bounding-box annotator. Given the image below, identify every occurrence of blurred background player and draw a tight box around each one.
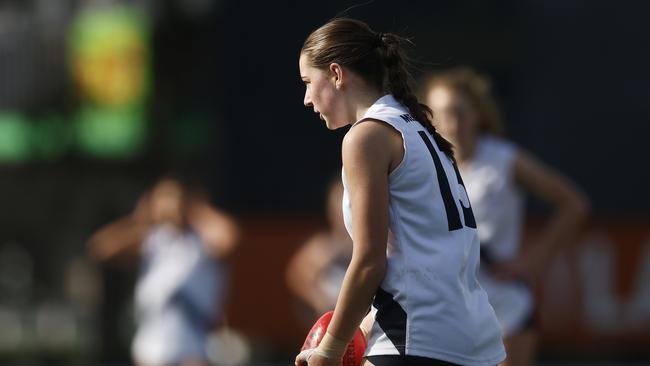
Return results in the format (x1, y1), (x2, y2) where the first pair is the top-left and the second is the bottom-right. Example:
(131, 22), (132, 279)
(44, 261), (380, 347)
(423, 67), (590, 366)
(286, 178), (352, 320)
(88, 176), (239, 366)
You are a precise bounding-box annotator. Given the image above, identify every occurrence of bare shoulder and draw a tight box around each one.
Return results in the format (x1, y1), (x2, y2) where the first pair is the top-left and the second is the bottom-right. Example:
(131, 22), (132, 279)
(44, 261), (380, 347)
(304, 232), (332, 253)
(342, 119), (403, 168)
(343, 119), (401, 148)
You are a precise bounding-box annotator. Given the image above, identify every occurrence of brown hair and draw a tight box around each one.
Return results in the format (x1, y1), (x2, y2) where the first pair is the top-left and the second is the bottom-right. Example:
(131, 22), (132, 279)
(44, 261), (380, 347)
(421, 67), (504, 135)
(301, 18), (455, 160)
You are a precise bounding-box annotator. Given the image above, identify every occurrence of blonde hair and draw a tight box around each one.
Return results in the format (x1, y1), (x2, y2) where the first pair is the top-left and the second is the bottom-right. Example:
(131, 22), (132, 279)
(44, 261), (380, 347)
(421, 67), (504, 135)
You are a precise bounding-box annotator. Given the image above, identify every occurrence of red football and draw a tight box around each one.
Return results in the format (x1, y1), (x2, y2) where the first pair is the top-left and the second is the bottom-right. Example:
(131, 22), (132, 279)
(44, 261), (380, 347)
(301, 311), (367, 366)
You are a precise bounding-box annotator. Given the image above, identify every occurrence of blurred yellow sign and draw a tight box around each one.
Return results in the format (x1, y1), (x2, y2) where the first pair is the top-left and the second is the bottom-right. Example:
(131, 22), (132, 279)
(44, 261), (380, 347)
(69, 6), (149, 107)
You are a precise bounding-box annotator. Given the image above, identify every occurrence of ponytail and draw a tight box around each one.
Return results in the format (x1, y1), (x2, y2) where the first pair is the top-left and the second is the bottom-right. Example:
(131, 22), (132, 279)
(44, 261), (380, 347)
(301, 18), (455, 161)
(378, 33), (455, 161)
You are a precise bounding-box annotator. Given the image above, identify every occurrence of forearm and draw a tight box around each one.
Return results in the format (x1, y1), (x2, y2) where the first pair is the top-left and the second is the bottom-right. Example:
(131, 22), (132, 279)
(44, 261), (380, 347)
(327, 256), (385, 344)
(89, 217), (148, 261)
(513, 150), (590, 270)
(530, 195), (589, 267)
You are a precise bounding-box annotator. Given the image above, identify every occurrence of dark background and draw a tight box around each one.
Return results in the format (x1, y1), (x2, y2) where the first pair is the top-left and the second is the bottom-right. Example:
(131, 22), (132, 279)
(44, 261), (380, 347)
(0, 0), (648, 364)
(214, 0), (650, 213)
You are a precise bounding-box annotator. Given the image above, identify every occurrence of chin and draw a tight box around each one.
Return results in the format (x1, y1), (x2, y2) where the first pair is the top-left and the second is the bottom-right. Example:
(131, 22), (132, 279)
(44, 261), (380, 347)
(324, 119), (347, 130)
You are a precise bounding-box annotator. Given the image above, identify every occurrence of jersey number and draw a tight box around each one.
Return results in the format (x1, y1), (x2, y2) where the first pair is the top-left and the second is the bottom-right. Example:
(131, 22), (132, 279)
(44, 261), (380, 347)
(418, 131), (477, 231)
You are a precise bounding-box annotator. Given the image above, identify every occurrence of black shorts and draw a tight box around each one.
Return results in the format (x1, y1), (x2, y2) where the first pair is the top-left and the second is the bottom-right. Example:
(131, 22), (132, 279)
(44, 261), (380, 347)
(366, 355), (460, 366)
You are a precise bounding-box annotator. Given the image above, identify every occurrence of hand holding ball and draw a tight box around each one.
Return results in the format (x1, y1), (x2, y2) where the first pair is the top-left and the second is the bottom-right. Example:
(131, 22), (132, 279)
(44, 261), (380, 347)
(296, 311), (367, 366)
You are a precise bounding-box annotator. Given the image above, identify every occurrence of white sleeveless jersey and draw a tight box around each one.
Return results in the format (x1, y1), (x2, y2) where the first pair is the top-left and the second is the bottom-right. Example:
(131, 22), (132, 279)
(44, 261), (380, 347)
(133, 224), (225, 365)
(461, 136), (534, 337)
(342, 95), (505, 365)
(460, 136), (523, 262)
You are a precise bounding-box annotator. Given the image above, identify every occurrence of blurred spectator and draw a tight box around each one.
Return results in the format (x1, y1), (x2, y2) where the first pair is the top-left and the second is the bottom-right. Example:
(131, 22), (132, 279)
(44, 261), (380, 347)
(422, 67), (590, 366)
(285, 178), (352, 320)
(88, 176), (239, 366)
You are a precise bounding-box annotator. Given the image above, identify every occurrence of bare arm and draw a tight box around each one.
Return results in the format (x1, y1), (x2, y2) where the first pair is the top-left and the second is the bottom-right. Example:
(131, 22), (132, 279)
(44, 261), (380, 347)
(88, 215), (148, 262)
(324, 121), (402, 349)
(286, 233), (338, 314)
(88, 194), (153, 262)
(500, 149), (590, 280)
(189, 201), (240, 259)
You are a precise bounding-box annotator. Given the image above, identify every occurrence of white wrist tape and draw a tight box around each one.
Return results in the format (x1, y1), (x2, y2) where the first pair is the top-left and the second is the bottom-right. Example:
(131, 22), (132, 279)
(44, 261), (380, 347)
(314, 332), (348, 359)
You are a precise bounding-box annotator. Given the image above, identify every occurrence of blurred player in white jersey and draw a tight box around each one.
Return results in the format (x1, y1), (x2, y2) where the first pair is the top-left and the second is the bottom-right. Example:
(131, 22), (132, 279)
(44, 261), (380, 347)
(89, 176), (239, 366)
(296, 18), (505, 366)
(286, 178), (352, 318)
(424, 67), (589, 366)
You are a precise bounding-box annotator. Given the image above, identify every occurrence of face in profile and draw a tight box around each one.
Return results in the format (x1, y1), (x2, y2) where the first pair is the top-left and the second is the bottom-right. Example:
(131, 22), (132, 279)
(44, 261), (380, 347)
(299, 54), (348, 130)
(426, 86), (481, 154)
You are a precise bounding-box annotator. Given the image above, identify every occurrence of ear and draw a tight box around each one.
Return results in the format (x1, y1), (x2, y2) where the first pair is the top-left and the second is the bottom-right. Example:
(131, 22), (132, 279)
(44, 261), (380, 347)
(329, 63), (344, 89)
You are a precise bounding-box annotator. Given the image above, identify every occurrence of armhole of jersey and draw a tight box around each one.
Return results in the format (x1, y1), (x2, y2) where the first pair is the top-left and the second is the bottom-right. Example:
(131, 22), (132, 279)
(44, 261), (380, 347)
(354, 117), (408, 180)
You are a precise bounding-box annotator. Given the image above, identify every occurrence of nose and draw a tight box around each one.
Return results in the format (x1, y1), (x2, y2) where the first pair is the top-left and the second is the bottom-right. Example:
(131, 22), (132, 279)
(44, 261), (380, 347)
(303, 88), (312, 108)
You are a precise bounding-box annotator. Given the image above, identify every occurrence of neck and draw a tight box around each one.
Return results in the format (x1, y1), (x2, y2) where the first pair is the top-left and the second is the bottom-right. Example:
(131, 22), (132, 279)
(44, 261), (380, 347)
(347, 87), (384, 123)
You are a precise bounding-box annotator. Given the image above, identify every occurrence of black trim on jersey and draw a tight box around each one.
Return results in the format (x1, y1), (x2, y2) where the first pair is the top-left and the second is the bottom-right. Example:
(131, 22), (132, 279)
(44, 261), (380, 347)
(417, 131), (463, 231)
(373, 287), (407, 355)
(367, 355), (461, 366)
(451, 163), (477, 228)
